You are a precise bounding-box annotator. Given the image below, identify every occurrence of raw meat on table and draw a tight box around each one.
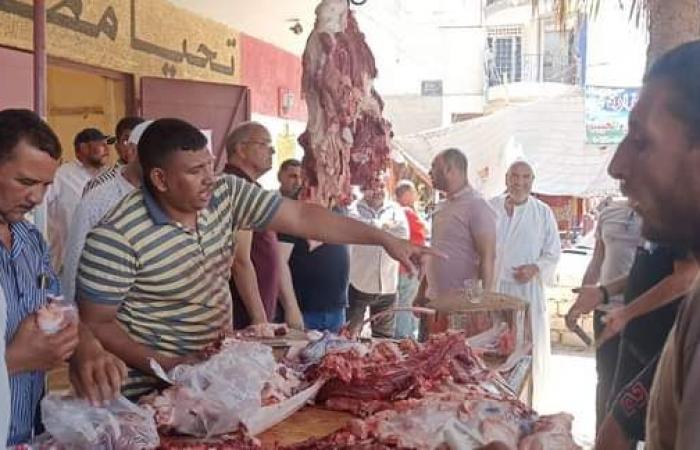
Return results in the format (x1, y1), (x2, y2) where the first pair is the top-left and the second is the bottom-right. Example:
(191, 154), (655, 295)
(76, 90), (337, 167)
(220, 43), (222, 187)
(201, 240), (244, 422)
(308, 333), (498, 415)
(286, 394), (534, 450)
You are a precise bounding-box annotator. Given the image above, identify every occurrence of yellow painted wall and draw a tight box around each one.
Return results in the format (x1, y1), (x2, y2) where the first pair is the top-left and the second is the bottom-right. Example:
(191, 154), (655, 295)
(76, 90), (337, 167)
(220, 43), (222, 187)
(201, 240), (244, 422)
(47, 64), (126, 162)
(0, 0), (244, 162)
(0, 0), (242, 85)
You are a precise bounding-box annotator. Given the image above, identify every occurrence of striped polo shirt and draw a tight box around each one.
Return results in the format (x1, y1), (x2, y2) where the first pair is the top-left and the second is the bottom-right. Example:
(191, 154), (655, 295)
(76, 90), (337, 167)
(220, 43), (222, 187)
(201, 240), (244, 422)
(76, 175), (281, 398)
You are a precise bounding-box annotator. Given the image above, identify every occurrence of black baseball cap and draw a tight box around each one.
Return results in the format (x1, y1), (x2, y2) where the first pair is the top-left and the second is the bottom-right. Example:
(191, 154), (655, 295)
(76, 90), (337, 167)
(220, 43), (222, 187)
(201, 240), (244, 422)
(74, 128), (116, 147)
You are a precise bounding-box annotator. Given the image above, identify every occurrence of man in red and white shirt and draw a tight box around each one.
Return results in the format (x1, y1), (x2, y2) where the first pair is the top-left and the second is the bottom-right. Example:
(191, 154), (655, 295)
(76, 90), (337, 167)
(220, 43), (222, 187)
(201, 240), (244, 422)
(394, 180), (427, 338)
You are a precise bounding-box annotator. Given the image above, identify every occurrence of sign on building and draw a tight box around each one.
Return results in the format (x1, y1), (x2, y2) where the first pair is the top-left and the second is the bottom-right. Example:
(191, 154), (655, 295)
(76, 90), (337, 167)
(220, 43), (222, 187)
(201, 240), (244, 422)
(585, 86), (640, 144)
(421, 80), (443, 96)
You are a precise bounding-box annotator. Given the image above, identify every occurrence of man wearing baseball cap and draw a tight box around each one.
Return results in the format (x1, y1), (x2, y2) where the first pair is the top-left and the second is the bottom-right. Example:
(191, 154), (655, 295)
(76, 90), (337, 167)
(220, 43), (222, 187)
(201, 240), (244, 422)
(45, 127), (113, 273)
(82, 117), (145, 196)
(62, 121), (153, 304)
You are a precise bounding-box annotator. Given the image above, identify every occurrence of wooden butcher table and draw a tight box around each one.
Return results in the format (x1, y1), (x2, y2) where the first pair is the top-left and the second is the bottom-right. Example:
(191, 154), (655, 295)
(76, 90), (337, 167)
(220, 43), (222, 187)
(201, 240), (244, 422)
(258, 406), (353, 446)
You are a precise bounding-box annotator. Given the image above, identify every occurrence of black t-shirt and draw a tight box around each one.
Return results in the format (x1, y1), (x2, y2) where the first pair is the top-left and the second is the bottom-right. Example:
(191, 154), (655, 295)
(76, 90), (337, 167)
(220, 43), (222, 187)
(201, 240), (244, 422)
(622, 243), (687, 362)
(278, 230), (350, 312)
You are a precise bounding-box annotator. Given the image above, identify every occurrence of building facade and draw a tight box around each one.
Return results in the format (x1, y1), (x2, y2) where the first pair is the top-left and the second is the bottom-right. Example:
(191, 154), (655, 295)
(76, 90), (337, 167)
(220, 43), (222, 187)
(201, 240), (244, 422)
(0, 0), (307, 188)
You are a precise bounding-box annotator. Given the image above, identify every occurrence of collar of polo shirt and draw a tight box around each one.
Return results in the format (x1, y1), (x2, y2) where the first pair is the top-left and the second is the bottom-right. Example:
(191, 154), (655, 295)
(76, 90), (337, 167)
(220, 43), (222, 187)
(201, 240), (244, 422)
(142, 187), (171, 225)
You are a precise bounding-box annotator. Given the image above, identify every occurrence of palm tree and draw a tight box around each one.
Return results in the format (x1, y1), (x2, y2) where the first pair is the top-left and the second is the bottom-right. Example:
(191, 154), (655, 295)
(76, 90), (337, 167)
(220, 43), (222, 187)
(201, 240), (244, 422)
(536, 0), (700, 66)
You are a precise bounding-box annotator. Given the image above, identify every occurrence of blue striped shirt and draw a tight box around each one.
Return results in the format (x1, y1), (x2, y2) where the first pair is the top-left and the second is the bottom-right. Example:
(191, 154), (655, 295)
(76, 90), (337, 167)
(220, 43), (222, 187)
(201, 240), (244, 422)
(0, 221), (60, 446)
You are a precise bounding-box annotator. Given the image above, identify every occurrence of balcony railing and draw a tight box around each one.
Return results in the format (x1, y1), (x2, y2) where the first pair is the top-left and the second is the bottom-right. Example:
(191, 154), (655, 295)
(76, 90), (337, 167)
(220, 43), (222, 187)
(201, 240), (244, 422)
(488, 53), (580, 87)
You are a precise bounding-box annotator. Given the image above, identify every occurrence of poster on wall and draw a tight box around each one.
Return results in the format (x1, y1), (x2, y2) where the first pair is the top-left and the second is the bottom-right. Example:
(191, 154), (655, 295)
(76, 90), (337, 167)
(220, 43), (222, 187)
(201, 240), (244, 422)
(585, 86), (640, 145)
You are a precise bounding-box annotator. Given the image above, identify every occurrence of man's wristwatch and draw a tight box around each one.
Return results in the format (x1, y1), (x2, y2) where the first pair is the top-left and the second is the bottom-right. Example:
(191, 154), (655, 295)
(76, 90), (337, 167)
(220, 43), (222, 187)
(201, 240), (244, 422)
(598, 284), (610, 304)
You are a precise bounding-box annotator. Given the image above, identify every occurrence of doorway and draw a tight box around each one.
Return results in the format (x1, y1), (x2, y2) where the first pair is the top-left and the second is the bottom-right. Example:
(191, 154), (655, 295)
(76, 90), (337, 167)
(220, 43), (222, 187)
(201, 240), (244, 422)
(47, 60), (132, 162)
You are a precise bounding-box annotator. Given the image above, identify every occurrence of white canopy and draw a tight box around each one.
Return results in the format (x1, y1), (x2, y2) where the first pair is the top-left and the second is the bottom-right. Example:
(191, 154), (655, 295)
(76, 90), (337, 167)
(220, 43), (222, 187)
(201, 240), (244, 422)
(393, 89), (619, 198)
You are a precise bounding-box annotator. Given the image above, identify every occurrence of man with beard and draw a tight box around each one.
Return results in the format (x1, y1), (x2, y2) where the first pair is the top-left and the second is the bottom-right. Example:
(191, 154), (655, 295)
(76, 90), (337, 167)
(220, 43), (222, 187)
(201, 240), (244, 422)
(45, 128), (113, 273)
(604, 40), (700, 449)
(490, 160), (561, 409)
(82, 116), (145, 195)
(76, 118), (438, 399)
(417, 148), (497, 336)
(62, 120), (153, 304)
(277, 159), (302, 198)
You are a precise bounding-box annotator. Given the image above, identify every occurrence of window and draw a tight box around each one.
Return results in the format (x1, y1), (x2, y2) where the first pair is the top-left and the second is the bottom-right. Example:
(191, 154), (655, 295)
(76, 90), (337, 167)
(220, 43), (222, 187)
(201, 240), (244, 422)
(487, 27), (523, 86)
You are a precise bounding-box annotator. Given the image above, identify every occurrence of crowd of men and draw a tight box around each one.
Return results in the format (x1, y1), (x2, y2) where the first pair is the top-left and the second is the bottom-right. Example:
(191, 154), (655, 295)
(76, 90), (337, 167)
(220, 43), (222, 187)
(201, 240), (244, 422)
(0, 39), (699, 450)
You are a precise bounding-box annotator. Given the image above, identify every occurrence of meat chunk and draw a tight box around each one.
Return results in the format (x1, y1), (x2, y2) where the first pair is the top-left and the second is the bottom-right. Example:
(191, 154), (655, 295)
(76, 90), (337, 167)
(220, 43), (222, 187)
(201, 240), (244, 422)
(299, 0), (392, 206)
(518, 414), (581, 450)
(309, 333), (495, 414)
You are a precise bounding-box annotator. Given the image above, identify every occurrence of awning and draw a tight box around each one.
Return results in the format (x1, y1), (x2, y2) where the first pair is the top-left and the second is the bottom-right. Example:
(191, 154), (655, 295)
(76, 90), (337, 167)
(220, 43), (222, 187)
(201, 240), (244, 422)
(393, 90), (620, 198)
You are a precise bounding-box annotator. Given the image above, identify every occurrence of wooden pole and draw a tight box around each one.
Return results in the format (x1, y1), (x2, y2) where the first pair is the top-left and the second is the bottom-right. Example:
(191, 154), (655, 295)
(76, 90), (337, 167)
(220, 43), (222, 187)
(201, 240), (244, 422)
(33, 0), (47, 117)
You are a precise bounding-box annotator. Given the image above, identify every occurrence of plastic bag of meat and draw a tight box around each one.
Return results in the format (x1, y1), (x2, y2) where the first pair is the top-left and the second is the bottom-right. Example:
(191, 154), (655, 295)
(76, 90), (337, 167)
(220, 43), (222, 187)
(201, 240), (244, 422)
(40, 393), (159, 450)
(36, 296), (77, 335)
(143, 339), (307, 438)
(297, 330), (369, 365)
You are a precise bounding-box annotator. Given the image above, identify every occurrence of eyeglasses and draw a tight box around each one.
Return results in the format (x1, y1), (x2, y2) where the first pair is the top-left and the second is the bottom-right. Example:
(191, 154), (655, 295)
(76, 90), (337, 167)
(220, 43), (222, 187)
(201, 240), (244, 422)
(244, 140), (274, 150)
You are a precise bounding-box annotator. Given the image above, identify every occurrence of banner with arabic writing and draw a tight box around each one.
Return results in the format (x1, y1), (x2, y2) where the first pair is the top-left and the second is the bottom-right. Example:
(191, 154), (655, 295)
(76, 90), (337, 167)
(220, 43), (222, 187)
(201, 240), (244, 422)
(585, 86), (640, 145)
(0, 0), (241, 84)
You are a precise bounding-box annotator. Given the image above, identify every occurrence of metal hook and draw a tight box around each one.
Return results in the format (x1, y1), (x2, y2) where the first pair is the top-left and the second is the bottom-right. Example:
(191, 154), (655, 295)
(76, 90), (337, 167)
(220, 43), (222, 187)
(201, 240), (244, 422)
(348, 0), (368, 5)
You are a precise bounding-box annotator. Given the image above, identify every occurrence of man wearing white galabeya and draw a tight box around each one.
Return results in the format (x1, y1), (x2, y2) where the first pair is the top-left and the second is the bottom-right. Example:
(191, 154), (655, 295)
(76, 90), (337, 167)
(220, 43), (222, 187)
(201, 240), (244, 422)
(490, 160), (561, 409)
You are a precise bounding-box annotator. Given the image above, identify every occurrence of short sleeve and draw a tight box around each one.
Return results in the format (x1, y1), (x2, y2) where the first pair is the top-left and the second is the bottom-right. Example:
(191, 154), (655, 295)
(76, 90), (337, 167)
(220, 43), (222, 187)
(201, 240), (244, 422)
(76, 225), (137, 306)
(278, 233), (298, 244)
(470, 198), (497, 237)
(225, 175), (282, 230)
(594, 213), (604, 240)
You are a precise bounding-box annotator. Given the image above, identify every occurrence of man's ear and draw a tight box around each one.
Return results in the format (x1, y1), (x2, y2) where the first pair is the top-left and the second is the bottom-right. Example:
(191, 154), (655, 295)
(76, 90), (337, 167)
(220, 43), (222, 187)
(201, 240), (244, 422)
(150, 168), (168, 193)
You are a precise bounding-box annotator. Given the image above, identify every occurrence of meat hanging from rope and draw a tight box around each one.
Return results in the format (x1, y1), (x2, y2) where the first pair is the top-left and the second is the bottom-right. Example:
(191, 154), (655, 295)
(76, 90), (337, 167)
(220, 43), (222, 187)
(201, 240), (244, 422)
(299, 0), (393, 206)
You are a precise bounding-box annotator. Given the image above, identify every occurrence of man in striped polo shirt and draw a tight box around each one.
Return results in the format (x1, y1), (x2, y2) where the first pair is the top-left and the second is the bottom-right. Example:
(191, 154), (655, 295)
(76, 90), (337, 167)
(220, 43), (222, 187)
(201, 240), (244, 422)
(76, 118), (438, 398)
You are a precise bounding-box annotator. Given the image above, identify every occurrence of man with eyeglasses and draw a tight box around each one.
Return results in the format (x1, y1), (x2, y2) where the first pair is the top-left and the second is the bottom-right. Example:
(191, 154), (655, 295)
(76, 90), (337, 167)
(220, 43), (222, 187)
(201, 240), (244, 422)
(76, 118), (438, 400)
(224, 122), (304, 330)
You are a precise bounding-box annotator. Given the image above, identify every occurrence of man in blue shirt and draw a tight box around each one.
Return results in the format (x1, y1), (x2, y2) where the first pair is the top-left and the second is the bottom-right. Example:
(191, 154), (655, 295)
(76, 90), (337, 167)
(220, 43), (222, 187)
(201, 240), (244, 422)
(0, 109), (127, 446)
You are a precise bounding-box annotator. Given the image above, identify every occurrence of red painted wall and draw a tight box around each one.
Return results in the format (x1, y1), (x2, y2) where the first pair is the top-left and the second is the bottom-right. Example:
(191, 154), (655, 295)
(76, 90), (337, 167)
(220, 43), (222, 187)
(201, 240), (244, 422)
(0, 46), (33, 110)
(240, 34), (307, 122)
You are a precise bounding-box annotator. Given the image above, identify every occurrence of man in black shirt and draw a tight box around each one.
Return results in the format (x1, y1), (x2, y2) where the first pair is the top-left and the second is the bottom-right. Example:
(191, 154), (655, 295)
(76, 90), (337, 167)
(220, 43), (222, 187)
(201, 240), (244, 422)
(278, 227), (349, 333)
(587, 243), (695, 448)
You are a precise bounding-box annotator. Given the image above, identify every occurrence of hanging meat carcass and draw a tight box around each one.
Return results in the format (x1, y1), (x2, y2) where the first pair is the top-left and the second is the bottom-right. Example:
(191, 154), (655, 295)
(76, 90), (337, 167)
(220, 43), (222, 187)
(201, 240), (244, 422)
(299, 0), (393, 206)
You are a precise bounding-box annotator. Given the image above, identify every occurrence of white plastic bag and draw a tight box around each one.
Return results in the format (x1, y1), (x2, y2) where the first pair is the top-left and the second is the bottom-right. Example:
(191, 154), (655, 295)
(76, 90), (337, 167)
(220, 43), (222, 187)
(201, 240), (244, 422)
(146, 339), (308, 438)
(41, 394), (159, 450)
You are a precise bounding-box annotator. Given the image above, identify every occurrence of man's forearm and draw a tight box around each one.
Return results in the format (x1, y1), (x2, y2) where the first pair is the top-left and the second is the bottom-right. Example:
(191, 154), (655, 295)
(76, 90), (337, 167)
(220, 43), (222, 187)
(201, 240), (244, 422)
(270, 201), (390, 247)
(621, 268), (696, 323)
(602, 274), (628, 298)
(6, 340), (30, 375)
(582, 239), (605, 286)
(279, 264), (299, 311)
(84, 319), (181, 374)
(480, 256), (495, 291)
(231, 261), (268, 324)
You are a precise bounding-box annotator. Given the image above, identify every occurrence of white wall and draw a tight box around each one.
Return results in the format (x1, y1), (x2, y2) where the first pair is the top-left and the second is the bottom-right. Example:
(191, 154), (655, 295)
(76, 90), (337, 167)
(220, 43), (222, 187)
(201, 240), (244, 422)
(585, 0), (648, 87)
(251, 113), (306, 190)
(356, 0), (486, 126)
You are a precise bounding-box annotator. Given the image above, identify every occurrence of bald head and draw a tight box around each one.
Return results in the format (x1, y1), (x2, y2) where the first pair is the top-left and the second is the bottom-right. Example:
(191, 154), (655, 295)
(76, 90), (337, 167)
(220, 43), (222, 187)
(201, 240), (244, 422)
(506, 160), (534, 202)
(430, 148), (468, 194)
(225, 121), (268, 158)
(225, 121), (274, 179)
(507, 160), (534, 177)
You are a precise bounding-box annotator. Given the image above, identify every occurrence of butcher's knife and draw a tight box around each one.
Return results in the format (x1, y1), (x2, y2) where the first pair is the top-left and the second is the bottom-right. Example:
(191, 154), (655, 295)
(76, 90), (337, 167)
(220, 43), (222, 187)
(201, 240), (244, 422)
(569, 323), (593, 347)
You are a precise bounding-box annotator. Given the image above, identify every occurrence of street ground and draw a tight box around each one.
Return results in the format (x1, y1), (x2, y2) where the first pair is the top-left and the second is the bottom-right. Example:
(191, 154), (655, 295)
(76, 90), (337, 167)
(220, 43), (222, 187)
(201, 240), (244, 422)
(543, 346), (596, 449)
